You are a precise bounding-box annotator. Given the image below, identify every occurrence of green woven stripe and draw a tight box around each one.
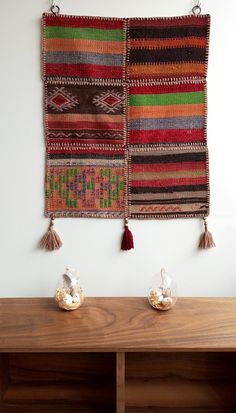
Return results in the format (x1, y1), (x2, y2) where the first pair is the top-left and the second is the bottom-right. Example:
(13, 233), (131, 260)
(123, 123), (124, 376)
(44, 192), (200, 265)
(129, 92), (204, 106)
(45, 26), (124, 41)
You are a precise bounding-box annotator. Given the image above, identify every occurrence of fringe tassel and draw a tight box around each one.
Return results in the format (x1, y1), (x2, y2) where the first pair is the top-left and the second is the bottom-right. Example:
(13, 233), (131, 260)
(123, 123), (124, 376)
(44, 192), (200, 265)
(121, 218), (134, 251)
(199, 217), (215, 249)
(40, 217), (62, 251)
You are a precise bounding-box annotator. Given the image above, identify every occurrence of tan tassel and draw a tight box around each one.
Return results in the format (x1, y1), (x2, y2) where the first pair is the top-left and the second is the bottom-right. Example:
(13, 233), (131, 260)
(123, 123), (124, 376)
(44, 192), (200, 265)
(199, 217), (215, 249)
(40, 216), (62, 251)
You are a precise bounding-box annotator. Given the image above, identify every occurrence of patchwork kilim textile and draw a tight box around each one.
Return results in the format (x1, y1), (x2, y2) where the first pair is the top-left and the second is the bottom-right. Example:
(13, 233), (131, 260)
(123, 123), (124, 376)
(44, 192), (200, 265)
(42, 11), (212, 248)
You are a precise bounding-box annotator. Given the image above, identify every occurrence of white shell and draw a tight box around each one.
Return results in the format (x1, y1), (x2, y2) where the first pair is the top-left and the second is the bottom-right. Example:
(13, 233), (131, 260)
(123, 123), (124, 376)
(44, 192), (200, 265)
(65, 294), (73, 305)
(72, 294), (81, 303)
(162, 297), (173, 305)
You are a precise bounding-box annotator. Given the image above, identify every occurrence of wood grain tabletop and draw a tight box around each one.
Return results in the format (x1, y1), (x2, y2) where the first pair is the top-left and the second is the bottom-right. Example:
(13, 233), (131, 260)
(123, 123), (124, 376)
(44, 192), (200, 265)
(0, 297), (236, 352)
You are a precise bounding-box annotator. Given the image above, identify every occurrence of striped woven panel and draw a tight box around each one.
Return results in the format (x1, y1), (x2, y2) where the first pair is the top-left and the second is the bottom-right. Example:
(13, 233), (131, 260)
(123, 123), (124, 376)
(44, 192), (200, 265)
(43, 15), (125, 79)
(130, 147), (208, 218)
(128, 16), (209, 79)
(42, 13), (210, 219)
(128, 81), (206, 145)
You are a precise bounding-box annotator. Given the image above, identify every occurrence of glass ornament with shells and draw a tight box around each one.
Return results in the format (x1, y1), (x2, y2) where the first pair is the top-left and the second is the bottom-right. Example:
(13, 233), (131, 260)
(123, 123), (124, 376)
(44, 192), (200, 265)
(148, 268), (177, 311)
(55, 267), (84, 311)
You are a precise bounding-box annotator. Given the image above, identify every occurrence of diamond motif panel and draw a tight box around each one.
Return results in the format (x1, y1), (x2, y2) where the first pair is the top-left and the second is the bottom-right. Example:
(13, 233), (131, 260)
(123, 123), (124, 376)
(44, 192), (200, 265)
(45, 82), (125, 146)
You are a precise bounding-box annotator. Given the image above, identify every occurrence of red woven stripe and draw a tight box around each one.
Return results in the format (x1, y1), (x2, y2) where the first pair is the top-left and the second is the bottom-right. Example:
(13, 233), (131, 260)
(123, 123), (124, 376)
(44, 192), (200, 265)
(129, 129), (204, 143)
(130, 16), (209, 28)
(44, 15), (123, 29)
(129, 83), (204, 95)
(45, 63), (123, 78)
(131, 177), (207, 187)
(48, 121), (123, 130)
(131, 161), (206, 173)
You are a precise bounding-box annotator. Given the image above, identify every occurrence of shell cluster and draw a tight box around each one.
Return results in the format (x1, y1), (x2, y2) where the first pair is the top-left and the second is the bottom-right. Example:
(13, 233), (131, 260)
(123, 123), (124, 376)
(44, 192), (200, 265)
(149, 287), (174, 311)
(55, 269), (84, 311)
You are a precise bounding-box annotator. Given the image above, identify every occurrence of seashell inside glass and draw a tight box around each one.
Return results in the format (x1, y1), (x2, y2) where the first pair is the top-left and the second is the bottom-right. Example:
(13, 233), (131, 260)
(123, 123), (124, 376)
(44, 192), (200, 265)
(55, 267), (84, 311)
(148, 268), (177, 311)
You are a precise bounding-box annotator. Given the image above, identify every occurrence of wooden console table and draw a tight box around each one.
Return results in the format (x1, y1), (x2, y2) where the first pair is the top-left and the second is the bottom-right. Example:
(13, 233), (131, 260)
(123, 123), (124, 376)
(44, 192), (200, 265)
(1, 297), (236, 412)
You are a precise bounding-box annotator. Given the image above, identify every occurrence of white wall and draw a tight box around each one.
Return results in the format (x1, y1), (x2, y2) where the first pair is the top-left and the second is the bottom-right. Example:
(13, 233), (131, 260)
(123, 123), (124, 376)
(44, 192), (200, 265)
(0, 0), (236, 297)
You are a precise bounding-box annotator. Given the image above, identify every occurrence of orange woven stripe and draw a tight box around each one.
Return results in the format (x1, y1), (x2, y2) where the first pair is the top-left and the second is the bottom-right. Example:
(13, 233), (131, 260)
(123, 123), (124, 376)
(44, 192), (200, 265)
(132, 169), (206, 179)
(45, 38), (124, 54)
(128, 62), (205, 76)
(130, 37), (207, 49)
(129, 104), (205, 119)
(47, 113), (123, 123)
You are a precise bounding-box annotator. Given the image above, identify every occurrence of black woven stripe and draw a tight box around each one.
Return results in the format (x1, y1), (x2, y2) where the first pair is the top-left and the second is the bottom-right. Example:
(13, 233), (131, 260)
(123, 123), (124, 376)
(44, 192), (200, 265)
(129, 47), (206, 64)
(131, 198), (207, 205)
(49, 153), (124, 160)
(129, 26), (207, 39)
(132, 210), (207, 217)
(131, 152), (206, 164)
(131, 185), (207, 194)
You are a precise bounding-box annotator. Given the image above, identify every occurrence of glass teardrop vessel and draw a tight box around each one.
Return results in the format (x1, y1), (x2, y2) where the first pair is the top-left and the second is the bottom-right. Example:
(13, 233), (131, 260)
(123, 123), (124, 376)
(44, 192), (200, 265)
(148, 268), (177, 311)
(55, 267), (84, 311)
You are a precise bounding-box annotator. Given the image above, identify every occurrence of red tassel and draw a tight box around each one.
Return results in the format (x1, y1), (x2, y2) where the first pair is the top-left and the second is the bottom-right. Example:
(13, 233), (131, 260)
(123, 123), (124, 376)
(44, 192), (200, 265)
(121, 218), (134, 251)
(199, 217), (215, 249)
(40, 217), (62, 251)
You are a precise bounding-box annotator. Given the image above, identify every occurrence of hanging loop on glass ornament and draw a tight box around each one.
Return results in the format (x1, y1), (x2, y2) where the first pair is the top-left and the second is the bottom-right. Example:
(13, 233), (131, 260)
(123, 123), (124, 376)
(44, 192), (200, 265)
(192, 1), (201, 15)
(50, 0), (60, 15)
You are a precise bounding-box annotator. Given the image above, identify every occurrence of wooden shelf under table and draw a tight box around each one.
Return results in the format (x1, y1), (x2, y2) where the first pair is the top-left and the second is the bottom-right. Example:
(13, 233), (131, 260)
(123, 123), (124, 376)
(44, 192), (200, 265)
(1, 297), (236, 412)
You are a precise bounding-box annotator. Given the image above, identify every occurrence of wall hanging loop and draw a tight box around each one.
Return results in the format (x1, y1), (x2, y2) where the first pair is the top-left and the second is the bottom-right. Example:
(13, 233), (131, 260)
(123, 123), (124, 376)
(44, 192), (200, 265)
(192, 1), (201, 15)
(50, 0), (60, 15)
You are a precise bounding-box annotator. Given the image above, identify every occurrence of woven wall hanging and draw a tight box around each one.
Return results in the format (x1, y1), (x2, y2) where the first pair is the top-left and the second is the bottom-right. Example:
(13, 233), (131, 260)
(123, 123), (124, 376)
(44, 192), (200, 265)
(40, 2), (215, 251)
